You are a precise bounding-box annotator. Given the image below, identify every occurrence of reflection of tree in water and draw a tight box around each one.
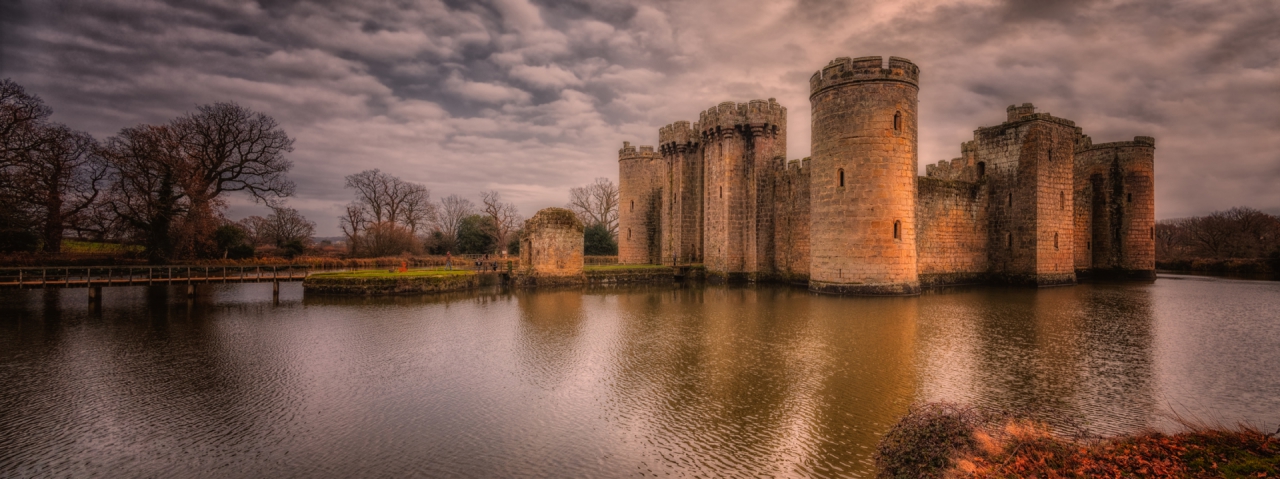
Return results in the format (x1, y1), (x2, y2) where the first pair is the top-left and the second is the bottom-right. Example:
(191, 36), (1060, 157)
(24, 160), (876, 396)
(922, 284), (1156, 436)
(1, 284), (322, 475)
(604, 286), (919, 477)
(514, 290), (586, 389)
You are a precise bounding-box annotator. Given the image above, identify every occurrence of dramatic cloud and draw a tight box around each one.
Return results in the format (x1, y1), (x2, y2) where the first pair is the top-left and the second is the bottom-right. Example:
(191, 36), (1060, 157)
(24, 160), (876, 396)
(2, 0), (1276, 234)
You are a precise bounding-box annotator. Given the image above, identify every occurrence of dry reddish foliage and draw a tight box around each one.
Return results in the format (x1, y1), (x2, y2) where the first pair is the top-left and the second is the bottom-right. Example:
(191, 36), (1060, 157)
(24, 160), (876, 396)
(956, 425), (1279, 478)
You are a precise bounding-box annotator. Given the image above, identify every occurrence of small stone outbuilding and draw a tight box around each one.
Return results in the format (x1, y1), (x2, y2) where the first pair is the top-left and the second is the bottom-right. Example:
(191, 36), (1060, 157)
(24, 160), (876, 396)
(517, 208), (585, 286)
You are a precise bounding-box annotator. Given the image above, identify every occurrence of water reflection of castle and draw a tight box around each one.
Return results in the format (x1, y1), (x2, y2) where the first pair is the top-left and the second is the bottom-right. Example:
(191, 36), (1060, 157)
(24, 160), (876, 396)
(618, 56), (1156, 295)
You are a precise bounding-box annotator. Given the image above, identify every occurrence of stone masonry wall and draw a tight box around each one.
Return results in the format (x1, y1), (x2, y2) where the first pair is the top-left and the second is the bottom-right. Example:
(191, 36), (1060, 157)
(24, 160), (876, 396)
(618, 142), (663, 264)
(773, 158), (811, 281)
(617, 57), (1156, 293)
(966, 104), (1077, 285)
(1073, 136), (1156, 277)
(698, 99), (786, 279)
(915, 177), (988, 283)
(519, 207), (585, 278)
(808, 56), (920, 295)
(659, 121), (703, 265)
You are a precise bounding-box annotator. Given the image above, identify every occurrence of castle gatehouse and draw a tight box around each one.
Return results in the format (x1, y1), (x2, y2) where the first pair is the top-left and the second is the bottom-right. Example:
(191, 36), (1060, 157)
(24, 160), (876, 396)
(618, 56), (1155, 294)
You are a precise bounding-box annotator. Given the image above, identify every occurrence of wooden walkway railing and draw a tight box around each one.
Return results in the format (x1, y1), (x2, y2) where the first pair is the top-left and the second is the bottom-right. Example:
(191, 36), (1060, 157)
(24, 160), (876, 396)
(0, 265), (312, 290)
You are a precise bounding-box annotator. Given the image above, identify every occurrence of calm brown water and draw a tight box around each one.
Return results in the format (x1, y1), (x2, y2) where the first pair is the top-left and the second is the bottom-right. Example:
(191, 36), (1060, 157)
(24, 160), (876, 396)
(2, 275), (1278, 477)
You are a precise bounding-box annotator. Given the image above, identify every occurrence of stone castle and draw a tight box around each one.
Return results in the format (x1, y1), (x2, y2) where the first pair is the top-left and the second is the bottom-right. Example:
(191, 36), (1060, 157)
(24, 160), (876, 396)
(618, 55), (1155, 295)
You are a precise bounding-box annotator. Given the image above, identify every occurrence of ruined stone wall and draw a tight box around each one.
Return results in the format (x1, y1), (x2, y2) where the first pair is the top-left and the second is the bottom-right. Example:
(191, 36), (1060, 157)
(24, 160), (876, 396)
(915, 177), (989, 284)
(808, 56), (920, 295)
(618, 142), (663, 264)
(519, 208), (585, 279)
(965, 104), (1077, 285)
(773, 158), (811, 281)
(1073, 136), (1156, 278)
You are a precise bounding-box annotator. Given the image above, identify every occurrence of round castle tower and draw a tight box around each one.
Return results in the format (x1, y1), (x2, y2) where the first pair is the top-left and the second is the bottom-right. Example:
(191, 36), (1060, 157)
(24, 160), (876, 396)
(617, 141), (663, 264)
(808, 56), (921, 295)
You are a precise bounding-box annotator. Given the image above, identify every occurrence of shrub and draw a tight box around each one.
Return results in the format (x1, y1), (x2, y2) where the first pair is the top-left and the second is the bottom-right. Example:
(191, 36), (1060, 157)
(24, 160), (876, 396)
(874, 403), (985, 479)
(357, 222), (420, 257)
(584, 222), (617, 255)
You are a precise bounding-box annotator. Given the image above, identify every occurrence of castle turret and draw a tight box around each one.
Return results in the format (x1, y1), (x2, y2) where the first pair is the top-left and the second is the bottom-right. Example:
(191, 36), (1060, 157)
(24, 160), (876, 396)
(1073, 135), (1156, 279)
(659, 121), (703, 266)
(807, 56), (921, 295)
(618, 141), (664, 264)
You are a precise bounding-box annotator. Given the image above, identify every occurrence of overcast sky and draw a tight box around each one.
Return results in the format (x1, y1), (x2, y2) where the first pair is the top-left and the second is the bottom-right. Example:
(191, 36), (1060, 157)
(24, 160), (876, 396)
(2, 0), (1277, 236)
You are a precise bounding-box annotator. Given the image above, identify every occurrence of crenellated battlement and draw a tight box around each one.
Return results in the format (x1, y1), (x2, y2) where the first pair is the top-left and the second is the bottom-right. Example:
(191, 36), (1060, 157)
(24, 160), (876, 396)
(618, 141), (659, 161)
(987, 103), (1077, 129)
(694, 98), (786, 137)
(659, 120), (699, 153)
(1076, 135), (1157, 153)
(925, 156), (982, 182)
(809, 55), (920, 97)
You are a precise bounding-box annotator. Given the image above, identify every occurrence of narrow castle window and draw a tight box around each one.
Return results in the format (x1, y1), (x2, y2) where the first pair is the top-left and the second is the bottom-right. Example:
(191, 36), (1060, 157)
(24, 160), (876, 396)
(1150, 227), (1154, 239)
(1048, 148), (1054, 163)
(630, 200), (634, 212)
(1007, 233), (1013, 250)
(893, 111), (902, 133)
(976, 162), (986, 179)
(1087, 241), (1091, 250)
(1060, 191), (1065, 210)
(719, 186), (723, 198)
(627, 228), (632, 240)
(893, 220), (901, 240)
(1127, 193), (1132, 203)
(1008, 193), (1013, 207)
(838, 168), (845, 187)
(1054, 232), (1059, 250)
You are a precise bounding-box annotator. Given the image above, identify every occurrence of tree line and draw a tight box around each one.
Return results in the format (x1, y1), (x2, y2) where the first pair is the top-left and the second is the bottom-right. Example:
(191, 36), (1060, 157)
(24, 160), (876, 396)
(1, 78), (301, 263)
(336, 171), (620, 257)
(1156, 206), (1280, 269)
(3, 77), (623, 263)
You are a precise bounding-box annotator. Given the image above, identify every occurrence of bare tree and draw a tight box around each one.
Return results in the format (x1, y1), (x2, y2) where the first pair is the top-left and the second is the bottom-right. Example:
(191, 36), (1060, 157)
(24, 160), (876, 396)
(176, 102), (295, 206)
(20, 125), (107, 252)
(239, 215), (270, 246)
(567, 177), (619, 238)
(101, 124), (190, 263)
(344, 169), (434, 233)
(260, 206), (315, 247)
(338, 202), (369, 255)
(435, 194), (475, 247)
(400, 183), (436, 235)
(0, 78), (52, 163)
(345, 169), (397, 223)
(481, 190), (520, 253)
(358, 221), (419, 257)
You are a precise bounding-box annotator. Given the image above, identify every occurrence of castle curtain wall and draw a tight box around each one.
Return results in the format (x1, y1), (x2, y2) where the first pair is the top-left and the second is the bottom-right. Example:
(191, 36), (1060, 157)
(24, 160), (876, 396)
(915, 177), (989, 286)
(616, 56), (1156, 294)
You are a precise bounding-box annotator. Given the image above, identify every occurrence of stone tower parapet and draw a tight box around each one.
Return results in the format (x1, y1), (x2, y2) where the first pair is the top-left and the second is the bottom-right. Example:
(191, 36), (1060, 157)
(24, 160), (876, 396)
(809, 56), (920, 98)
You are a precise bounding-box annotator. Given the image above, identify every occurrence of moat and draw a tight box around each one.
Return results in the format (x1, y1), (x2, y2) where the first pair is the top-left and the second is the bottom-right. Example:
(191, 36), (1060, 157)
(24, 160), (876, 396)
(2, 277), (1278, 477)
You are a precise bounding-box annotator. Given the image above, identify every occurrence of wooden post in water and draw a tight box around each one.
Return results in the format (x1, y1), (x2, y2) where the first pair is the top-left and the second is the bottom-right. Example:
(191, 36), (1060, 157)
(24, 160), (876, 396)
(187, 283), (196, 297)
(89, 285), (102, 303)
(272, 280), (280, 303)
